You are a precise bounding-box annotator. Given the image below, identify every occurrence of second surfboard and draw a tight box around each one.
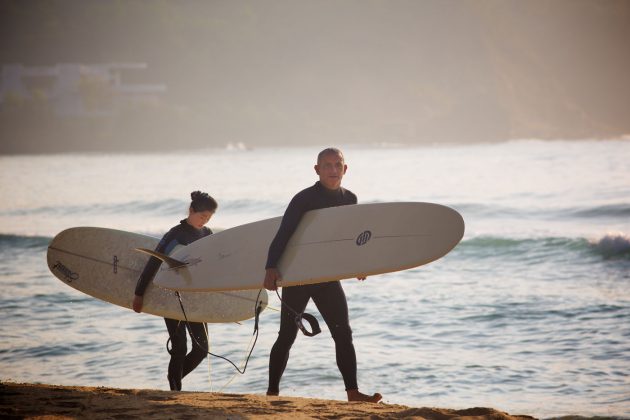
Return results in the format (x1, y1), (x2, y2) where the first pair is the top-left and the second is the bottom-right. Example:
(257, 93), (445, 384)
(153, 202), (465, 292)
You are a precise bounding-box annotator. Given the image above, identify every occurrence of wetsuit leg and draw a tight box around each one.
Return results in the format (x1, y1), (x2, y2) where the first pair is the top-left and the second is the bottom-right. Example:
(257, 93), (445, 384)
(267, 285), (311, 394)
(311, 281), (358, 391)
(182, 322), (208, 379)
(165, 317), (187, 390)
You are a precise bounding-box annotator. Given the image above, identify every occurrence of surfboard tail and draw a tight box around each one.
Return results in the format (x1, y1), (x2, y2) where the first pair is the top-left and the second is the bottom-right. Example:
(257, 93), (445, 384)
(135, 248), (188, 269)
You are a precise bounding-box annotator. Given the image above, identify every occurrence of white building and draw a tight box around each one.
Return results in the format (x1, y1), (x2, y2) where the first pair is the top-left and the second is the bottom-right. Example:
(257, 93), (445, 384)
(0, 63), (166, 116)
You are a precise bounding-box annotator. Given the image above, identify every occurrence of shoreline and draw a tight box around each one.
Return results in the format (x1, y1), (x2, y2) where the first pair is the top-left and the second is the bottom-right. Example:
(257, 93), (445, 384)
(0, 381), (541, 419)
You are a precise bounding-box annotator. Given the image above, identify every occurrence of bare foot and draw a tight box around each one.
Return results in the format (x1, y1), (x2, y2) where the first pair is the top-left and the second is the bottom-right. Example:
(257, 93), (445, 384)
(266, 391), (279, 397)
(346, 389), (382, 403)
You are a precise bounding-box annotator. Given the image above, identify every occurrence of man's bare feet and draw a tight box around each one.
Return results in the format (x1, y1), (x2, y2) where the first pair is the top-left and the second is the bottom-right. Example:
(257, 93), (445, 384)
(266, 391), (279, 397)
(346, 389), (382, 403)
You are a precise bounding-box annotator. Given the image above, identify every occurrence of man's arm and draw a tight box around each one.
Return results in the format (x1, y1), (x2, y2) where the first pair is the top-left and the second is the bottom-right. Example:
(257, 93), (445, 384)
(264, 195), (306, 290)
(265, 195), (306, 269)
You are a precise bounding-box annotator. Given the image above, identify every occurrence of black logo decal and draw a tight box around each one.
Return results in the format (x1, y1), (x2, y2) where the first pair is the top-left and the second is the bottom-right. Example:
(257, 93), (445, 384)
(356, 230), (372, 246)
(113, 255), (119, 274)
(53, 261), (79, 282)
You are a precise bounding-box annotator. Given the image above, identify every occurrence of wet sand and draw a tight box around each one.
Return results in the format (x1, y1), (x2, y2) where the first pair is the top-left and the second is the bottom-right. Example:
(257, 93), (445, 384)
(0, 381), (540, 419)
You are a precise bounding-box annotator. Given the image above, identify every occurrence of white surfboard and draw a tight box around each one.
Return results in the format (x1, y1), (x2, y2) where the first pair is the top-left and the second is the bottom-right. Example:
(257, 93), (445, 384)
(47, 227), (267, 323)
(153, 202), (464, 292)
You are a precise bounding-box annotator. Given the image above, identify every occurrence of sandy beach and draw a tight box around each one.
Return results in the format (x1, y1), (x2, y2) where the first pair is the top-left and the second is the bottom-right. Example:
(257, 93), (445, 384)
(1, 381), (542, 420)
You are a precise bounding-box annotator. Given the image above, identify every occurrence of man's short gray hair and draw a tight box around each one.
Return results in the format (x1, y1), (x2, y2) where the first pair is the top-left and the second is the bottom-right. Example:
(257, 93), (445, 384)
(317, 147), (344, 164)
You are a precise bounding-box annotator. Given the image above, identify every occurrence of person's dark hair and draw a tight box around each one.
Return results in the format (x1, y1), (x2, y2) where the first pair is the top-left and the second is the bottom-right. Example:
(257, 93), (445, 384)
(317, 147), (344, 164)
(190, 190), (218, 213)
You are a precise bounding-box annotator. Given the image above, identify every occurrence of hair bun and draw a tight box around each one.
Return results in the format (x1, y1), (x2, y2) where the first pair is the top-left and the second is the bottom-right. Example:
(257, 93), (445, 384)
(190, 190), (218, 213)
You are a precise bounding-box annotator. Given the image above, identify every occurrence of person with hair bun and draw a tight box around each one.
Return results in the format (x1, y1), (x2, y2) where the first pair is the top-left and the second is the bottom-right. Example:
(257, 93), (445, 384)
(133, 190), (218, 391)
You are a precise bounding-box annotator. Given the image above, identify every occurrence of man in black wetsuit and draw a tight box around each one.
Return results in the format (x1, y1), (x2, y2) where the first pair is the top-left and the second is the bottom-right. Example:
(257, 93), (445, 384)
(133, 191), (217, 391)
(263, 148), (382, 403)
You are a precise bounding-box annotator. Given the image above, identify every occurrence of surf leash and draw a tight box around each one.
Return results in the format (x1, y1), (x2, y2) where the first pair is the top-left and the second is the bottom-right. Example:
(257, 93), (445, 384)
(274, 289), (321, 337)
(173, 289), (264, 375)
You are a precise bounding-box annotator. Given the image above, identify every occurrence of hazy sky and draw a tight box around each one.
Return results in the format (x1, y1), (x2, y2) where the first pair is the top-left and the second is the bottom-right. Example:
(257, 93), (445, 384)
(1, 0), (629, 153)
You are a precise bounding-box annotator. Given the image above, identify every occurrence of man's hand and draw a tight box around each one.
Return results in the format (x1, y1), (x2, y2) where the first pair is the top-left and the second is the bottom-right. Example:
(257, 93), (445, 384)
(132, 295), (144, 313)
(264, 268), (282, 291)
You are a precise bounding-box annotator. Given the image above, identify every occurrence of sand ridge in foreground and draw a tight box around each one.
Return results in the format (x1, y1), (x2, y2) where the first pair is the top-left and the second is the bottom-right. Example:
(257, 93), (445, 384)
(0, 381), (539, 419)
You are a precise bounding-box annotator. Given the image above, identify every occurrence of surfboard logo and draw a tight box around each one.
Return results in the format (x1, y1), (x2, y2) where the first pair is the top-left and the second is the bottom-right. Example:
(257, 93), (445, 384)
(355, 230), (372, 246)
(52, 261), (79, 282)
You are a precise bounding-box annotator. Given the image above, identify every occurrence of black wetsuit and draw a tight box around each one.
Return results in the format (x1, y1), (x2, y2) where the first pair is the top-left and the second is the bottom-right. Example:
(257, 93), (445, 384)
(135, 220), (211, 391)
(266, 181), (359, 393)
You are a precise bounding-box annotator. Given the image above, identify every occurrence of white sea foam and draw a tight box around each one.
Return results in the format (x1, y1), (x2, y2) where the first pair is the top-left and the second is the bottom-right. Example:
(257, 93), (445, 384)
(592, 233), (630, 258)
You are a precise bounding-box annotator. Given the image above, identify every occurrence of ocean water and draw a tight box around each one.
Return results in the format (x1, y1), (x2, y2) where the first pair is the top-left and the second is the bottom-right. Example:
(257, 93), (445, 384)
(0, 140), (629, 418)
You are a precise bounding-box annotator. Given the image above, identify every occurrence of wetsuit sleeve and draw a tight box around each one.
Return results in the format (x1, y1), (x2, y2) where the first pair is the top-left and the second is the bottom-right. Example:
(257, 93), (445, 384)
(349, 191), (358, 205)
(134, 231), (174, 296)
(265, 194), (307, 269)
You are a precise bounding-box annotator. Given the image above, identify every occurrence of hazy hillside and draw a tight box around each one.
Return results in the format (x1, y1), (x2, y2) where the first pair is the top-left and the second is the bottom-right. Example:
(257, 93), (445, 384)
(1, 0), (629, 153)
